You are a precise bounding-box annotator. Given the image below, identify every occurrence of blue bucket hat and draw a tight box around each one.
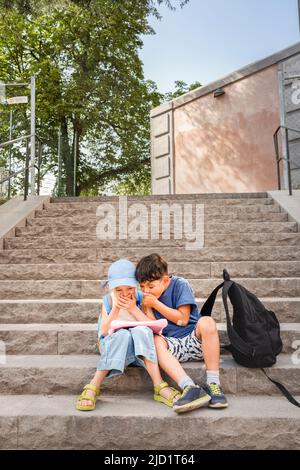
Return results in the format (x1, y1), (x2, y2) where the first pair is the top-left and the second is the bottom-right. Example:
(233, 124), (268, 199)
(102, 259), (138, 289)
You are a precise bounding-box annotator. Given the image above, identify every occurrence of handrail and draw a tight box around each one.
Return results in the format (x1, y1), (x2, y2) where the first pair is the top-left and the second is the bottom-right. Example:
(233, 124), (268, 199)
(0, 134), (32, 148)
(0, 134), (44, 200)
(273, 125), (300, 196)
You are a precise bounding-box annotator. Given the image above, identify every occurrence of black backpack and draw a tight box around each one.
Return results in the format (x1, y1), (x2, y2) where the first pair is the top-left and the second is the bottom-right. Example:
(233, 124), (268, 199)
(201, 269), (300, 408)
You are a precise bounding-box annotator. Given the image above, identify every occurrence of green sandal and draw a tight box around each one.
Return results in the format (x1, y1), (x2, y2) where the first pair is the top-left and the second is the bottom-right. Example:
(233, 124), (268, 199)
(76, 384), (100, 411)
(154, 381), (181, 408)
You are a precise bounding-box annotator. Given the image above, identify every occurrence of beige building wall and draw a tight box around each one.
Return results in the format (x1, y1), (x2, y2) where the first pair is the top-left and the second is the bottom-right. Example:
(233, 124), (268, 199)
(173, 65), (281, 194)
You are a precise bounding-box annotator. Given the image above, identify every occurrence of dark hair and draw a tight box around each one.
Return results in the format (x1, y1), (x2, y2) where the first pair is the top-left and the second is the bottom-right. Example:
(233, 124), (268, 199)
(135, 253), (168, 283)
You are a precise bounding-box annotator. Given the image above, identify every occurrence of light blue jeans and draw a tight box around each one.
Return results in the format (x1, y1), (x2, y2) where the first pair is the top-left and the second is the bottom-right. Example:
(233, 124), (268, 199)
(97, 326), (158, 378)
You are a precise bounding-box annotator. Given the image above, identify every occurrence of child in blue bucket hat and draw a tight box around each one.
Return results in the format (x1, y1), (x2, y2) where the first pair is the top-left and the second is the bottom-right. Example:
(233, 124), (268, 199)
(76, 258), (181, 411)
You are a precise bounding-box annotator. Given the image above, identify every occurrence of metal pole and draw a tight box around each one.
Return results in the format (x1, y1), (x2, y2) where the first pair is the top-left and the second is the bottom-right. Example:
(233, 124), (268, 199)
(30, 75), (36, 195)
(73, 128), (77, 197)
(58, 124), (62, 196)
(285, 128), (293, 196)
(24, 138), (30, 201)
(298, 0), (300, 35)
(274, 132), (281, 190)
(8, 109), (13, 199)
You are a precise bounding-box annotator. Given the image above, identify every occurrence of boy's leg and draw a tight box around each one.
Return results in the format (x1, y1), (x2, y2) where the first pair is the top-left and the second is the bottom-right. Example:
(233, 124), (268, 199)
(154, 335), (211, 413)
(154, 335), (192, 385)
(195, 316), (228, 408)
(195, 316), (220, 372)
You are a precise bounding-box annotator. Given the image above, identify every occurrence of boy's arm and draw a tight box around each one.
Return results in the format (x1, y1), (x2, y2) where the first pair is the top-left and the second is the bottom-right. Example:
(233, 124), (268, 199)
(142, 305), (157, 321)
(143, 294), (191, 326)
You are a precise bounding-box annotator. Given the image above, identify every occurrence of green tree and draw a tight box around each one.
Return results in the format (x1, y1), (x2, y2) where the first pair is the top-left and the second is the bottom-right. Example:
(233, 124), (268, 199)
(0, 0), (189, 196)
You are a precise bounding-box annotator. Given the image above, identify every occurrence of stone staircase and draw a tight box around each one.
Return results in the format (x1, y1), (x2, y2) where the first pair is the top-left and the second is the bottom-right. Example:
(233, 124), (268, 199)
(0, 192), (300, 449)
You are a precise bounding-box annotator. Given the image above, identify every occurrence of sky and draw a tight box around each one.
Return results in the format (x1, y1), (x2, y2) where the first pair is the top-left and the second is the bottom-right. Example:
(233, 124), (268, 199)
(139, 0), (300, 93)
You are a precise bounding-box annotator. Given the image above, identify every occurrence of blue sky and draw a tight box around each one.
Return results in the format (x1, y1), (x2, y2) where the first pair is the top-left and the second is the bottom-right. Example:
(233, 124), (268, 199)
(140, 0), (300, 93)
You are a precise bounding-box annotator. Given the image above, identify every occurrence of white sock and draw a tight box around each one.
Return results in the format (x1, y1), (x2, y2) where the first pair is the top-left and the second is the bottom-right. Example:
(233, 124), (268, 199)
(178, 375), (195, 390)
(206, 370), (220, 385)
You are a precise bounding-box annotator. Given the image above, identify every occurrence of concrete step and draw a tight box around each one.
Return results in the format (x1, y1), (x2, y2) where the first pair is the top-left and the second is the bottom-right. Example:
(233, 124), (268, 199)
(24, 217), (297, 232)
(1, 394), (299, 450)
(46, 196), (274, 209)
(0, 323), (298, 355)
(8, 232), (300, 247)
(14, 221), (298, 238)
(50, 192), (269, 202)
(0, 297), (298, 324)
(0, 297), (298, 323)
(6, 233), (300, 251)
(0, 261), (299, 280)
(0, 354), (299, 396)
(1, 247), (299, 265)
(34, 208), (286, 222)
(0, 389), (300, 452)
(0, 278), (299, 299)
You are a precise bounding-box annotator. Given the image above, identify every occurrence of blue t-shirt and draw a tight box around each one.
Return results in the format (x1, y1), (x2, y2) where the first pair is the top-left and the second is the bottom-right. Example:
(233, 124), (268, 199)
(152, 275), (201, 339)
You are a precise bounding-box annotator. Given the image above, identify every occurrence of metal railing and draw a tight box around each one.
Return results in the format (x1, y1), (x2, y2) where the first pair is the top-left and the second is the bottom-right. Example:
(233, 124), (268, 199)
(273, 125), (300, 196)
(0, 134), (43, 201)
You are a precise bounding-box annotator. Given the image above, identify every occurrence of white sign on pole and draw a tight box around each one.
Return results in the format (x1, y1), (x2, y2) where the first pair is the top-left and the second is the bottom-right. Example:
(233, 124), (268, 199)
(6, 96), (28, 105)
(0, 81), (5, 104)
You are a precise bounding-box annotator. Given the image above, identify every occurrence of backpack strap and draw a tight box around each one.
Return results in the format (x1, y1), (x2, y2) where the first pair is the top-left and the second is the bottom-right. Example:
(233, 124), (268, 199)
(200, 281), (224, 316)
(200, 271), (255, 359)
(261, 369), (300, 408)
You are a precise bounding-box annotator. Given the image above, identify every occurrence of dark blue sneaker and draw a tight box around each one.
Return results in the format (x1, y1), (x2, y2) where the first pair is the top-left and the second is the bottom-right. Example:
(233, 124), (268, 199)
(172, 385), (211, 414)
(203, 383), (228, 408)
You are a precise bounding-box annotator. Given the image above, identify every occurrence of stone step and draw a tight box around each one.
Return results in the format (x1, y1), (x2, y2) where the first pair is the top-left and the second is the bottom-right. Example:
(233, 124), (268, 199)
(0, 323), (298, 355)
(41, 199), (279, 215)
(26, 212), (295, 232)
(50, 192), (269, 202)
(1, 247), (299, 265)
(34, 207), (285, 221)
(13, 221), (299, 238)
(0, 261), (299, 280)
(0, 278), (299, 299)
(8, 232), (300, 247)
(0, 297), (298, 324)
(46, 195), (273, 209)
(1, 394), (299, 450)
(0, 354), (299, 396)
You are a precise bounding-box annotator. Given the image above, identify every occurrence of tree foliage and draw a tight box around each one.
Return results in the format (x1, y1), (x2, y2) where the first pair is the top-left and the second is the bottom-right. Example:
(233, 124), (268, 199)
(0, 0), (190, 196)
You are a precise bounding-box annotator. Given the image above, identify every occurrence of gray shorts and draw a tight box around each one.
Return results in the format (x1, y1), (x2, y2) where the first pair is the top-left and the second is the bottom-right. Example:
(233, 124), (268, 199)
(163, 329), (204, 362)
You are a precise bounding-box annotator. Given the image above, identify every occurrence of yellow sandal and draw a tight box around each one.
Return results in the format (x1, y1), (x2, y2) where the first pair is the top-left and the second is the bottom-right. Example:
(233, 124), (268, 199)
(154, 381), (181, 408)
(76, 384), (100, 411)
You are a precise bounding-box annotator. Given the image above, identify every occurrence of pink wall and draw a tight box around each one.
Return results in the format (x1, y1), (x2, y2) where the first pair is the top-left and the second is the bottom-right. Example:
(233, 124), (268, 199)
(174, 65), (281, 193)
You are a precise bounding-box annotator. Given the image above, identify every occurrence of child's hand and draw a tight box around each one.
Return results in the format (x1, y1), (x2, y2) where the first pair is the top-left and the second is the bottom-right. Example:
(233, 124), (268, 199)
(142, 293), (158, 309)
(118, 292), (136, 313)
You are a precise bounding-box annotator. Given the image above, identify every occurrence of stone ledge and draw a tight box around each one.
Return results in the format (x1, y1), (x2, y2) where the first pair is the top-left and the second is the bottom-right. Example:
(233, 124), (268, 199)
(0, 394), (299, 449)
(268, 190), (300, 231)
(0, 196), (50, 250)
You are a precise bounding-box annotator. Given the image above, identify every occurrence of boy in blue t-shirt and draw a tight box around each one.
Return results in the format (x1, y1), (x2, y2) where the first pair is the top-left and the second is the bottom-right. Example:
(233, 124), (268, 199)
(135, 253), (228, 409)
